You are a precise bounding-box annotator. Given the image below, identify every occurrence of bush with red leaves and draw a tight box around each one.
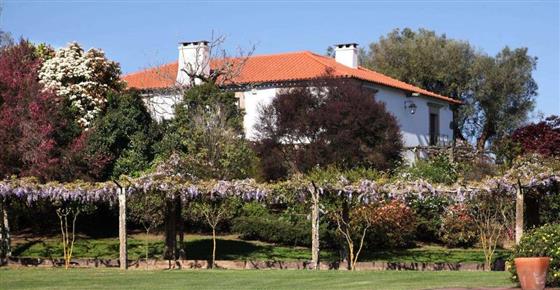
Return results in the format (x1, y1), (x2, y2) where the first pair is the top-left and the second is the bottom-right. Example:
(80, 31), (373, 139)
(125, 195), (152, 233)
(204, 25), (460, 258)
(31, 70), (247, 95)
(0, 40), (90, 181)
(511, 115), (560, 157)
(254, 78), (403, 180)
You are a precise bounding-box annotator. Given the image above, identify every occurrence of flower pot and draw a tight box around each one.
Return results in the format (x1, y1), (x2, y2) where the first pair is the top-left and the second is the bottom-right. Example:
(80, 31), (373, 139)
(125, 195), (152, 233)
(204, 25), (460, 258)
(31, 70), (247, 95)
(514, 257), (551, 290)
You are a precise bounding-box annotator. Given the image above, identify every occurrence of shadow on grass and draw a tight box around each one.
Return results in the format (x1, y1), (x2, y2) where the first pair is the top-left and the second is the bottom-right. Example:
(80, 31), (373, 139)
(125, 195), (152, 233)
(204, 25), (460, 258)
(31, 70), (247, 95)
(184, 239), (265, 260)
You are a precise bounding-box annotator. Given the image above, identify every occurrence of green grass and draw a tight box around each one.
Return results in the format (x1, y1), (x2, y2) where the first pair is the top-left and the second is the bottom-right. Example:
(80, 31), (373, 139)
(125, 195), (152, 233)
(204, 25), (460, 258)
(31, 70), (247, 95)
(11, 234), (510, 263)
(12, 234), (317, 261)
(0, 268), (515, 290)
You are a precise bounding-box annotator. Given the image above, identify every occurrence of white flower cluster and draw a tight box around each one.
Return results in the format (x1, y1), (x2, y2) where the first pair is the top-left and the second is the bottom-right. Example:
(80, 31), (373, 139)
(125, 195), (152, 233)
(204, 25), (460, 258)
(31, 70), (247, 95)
(38, 42), (121, 128)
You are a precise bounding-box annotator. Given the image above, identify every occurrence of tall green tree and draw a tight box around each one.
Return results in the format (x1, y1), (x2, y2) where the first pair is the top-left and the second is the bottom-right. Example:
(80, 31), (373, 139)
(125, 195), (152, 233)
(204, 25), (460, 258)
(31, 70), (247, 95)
(467, 47), (537, 149)
(157, 83), (256, 180)
(361, 28), (537, 150)
(78, 91), (156, 180)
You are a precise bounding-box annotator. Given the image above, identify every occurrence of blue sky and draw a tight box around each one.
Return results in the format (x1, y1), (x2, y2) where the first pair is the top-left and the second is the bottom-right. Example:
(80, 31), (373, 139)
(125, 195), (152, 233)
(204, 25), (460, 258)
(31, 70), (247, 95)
(2, 0), (559, 117)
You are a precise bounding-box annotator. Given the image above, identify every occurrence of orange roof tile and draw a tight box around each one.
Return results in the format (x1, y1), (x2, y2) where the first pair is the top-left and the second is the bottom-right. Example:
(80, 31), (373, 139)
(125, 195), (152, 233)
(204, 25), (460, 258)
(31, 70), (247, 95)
(122, 51), (460, 104)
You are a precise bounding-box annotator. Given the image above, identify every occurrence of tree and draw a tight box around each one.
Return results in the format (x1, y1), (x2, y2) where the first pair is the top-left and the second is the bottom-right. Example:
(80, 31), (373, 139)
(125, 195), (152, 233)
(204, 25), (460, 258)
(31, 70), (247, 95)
(255, 78), (402, 180)
(511, 115), (560, 157)
(80, 91), (156, 180)
(468, 189), (514, 271)
(361, 28), (537, 149)
(190, 192), (240, 268)
(157, 83), (256, 180)
(128, 189), (165, 268)
(0, 40), (80, 181)
(308, 167), (384, 271)
(0, 30), (13, 50)
(466, 47), (537, 149)
(39, 42), (123, 128)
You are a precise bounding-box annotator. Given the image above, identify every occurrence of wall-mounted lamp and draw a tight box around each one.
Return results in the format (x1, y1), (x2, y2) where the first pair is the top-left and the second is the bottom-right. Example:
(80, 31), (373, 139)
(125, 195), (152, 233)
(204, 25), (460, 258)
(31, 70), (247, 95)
(404, 100), (417, 115)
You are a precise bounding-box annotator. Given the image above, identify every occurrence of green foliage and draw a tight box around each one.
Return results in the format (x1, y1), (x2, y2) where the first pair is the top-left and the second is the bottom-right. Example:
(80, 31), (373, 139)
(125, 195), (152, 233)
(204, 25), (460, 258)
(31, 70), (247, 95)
(362, 28), (537, 148)
(406, 195), (451, 243)
(232, 216), (312, 247)
(439, 204), (478, 248)
(84, 91), (156, 180)
(232, 202), (337, 248)
(157, 83), (257, 180)
(398, 154), (459, 185)
(510, 223), (560, 287)
(308, 166), (383, 185)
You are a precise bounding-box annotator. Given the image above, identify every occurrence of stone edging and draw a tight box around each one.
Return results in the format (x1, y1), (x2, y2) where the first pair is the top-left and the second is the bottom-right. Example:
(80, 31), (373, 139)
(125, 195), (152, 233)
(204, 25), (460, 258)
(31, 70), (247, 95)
(2, 257), (505, 271)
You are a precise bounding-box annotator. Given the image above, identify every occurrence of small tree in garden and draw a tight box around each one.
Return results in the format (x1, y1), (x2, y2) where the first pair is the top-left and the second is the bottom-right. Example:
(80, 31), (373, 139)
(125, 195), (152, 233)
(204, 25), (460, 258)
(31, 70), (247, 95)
(128, 189), (165, 267)
(190, 193), (240, 268)
(468, 189), (514, 271)
(39, 42), (123, 128)
(309, 167), (383, 271)
(54, 200), (93, 269)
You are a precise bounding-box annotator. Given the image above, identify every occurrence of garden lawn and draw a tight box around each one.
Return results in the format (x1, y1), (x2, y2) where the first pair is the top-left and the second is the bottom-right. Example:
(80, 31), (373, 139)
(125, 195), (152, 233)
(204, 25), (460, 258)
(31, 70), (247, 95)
(0, 268), (515, 290)
(11, 234), (510, 263)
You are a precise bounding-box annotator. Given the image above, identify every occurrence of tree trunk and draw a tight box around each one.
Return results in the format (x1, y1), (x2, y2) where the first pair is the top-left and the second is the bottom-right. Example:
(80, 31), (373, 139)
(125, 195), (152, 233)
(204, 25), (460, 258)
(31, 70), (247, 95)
(211, 227), (216, 269)
(342, 203), (351, 270)
(310, 187), (320, 270)
(0, 199), (11, 261)
(118, 188), (127, 270)
(176, 198), (185, 260)
(515, 181), (524, 244)
(145, 228), (150, 270)
(476, 121), (494, 152)
(164, 197), (177, 263)
(347, 241), (355, 271)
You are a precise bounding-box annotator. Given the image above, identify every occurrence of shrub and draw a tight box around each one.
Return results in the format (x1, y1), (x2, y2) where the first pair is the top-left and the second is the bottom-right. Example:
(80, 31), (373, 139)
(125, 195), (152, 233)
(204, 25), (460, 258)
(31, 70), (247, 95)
(365, 200), (417, 249)
(509, 223), (560, 287)
(399, 154), (458, 185)
(459, 159), (499, 182)
(407, 195), (451, 243)
(255, 78), (403, 180)
(439, 204), (478, 248)
(511, 115), (560, 157)
(232, 215), (312, 247)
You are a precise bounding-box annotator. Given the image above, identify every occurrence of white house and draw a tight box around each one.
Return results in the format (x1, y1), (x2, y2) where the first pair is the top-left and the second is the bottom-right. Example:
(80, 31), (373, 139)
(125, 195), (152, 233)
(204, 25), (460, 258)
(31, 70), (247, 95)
(123, 41), (461, 161)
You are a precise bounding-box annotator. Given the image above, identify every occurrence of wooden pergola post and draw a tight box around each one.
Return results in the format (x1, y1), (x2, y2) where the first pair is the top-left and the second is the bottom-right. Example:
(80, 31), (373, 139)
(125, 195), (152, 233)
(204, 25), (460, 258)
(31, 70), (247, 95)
(309, 182), (320, 270)
(114, 182), (127, 270)
(515, 179), (524, 245)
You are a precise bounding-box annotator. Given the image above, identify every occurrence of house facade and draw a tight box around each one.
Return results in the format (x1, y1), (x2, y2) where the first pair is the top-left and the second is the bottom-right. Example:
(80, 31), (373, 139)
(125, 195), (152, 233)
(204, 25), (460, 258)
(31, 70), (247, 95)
(123, 41), (461, 161)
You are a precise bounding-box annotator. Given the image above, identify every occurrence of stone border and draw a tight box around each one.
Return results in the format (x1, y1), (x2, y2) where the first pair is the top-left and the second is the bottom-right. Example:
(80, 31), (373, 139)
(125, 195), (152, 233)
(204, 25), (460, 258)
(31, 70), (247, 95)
(2, 257), (504, 271)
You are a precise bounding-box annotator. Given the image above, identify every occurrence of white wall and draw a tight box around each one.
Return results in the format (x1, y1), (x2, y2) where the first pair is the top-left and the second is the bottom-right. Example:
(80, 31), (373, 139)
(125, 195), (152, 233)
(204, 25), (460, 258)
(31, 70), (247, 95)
(371, 84), (454, 161)
(144, 84), (455, 163)
(143, 93), (182, 122)
(241, 88), (277, 140)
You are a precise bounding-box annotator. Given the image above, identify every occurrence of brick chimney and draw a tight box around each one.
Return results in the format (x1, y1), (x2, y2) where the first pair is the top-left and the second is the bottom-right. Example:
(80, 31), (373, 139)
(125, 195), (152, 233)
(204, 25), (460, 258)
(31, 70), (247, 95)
(334, 43), (358, 69)
(177, 40), (210, 86)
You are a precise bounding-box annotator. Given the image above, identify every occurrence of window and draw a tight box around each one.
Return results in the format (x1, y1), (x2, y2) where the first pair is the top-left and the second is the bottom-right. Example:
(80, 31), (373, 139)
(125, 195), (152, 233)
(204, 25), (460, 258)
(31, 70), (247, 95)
(235, 92), (245, 109)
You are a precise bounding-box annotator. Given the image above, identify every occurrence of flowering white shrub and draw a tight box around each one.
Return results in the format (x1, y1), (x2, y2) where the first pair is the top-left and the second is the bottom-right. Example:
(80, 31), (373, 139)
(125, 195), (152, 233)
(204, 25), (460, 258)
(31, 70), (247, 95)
(39, 42), (122, 128)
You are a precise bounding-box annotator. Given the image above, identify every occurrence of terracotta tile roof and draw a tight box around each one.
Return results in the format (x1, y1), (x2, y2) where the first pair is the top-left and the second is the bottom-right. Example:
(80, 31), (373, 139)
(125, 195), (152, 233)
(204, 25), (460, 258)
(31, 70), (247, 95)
(122, 51), (460, 104)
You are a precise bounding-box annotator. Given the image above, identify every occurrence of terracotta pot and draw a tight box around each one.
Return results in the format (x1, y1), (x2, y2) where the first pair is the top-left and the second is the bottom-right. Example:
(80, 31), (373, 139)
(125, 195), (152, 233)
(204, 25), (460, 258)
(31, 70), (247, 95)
(514, 257), (551, 290)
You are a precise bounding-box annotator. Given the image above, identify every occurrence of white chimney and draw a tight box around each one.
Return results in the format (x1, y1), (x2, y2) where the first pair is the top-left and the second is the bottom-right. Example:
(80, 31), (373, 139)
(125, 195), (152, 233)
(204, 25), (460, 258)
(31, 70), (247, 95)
(177, 40), (210, 86)
(334, 43), (359, 69)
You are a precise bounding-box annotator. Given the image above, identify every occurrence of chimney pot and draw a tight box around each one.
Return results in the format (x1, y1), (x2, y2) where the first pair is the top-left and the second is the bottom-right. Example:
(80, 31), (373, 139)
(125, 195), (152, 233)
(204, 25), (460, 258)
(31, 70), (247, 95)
(177, 40), (210, 86)
(334, 43), (359, 69)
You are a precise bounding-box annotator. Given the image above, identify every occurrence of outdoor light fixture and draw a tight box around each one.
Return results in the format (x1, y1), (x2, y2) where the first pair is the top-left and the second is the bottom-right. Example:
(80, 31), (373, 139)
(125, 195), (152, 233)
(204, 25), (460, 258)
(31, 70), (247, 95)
(404, 100), (417, 115)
